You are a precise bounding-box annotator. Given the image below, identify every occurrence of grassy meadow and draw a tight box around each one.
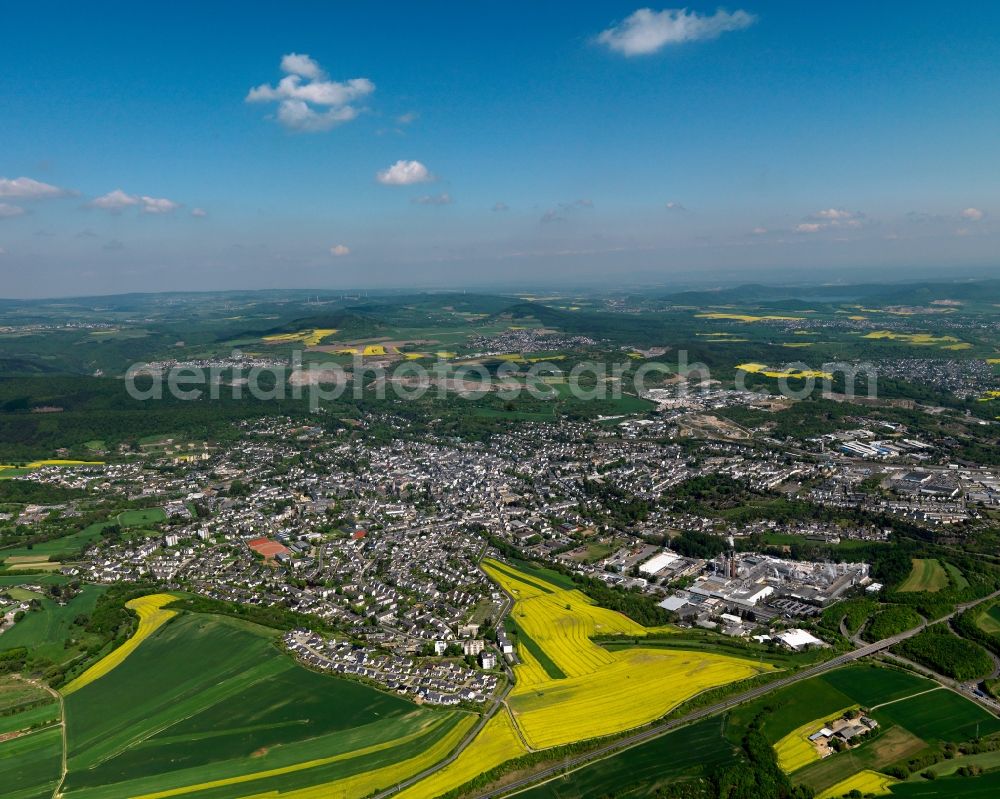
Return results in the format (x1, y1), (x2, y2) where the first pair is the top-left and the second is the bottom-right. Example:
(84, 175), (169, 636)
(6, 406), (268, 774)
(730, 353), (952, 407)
(59, 608), (468, 799)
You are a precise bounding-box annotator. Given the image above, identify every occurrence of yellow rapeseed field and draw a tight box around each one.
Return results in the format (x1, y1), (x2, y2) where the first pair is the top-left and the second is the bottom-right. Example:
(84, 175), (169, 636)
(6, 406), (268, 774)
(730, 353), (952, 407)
(862, 330), (962, 346)
(62, 593), (177, 695)
(737, 363), (833, 380)
(772, 705), (858, 773)
(815, 769), (897, 799)
(0, 459), (105, 470)
(31, 459), (104, 466)
(512, 642), (553, 689)
(334, 343), (391, 356)
(482, 559), (771, 749)
(263, 328), (338, 347)
(694, 332), (750, 343)
(509, 648), (767, 749)
(395, 711), (527, 799)
(695, 312), (804, 322)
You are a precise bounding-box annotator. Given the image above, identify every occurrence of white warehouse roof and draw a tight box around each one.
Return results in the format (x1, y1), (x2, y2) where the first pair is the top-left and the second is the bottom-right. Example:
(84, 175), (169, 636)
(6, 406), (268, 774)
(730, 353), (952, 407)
(639, 551), (680, 575)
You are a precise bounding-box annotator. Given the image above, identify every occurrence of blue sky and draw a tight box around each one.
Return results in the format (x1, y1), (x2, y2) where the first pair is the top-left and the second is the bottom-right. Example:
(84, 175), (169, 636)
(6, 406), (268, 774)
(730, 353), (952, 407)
(1, 1), (999, 296)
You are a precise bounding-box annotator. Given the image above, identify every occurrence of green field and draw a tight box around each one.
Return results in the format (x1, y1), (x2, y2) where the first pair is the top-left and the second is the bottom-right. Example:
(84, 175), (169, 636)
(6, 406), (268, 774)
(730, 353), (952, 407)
(59, 610), (468, 799)
(918, 748), (1000, 778)
(0, 675), (63, 799)
(0, 520), (115, 560)
(727, 665), (934, 747)
(514, 716), (737, 798)
(790, 685), (1000, 794)
(2, 586), (44, 601)
(727, 665), (1000, 796)
(0, 674), (55, 714)
(0, 467), (36, 479)
(0, 700), (61, 736)
(875, 688), (1000, 743)
(0, 573), (70, 589)
(898, 558), (950, 593)
(890, 769), (1000, 797)
(0, 584), (107, 665)
(0, 726), (64, 799)
(115, 507), (167, 527)
(975, 603), (1000, 636)
(943, 561), (971, 591)
(507, 557), (578, 591)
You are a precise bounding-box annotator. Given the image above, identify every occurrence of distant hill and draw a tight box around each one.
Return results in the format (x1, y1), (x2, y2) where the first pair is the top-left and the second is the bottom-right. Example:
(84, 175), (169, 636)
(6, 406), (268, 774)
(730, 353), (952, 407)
(234, 309), (384, 342)
(661, 279), (1000, 307)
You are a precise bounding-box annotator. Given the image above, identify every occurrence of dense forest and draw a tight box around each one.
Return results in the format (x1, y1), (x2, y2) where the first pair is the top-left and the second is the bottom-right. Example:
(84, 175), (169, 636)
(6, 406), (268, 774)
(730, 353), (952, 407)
(896, 624), (994, 681)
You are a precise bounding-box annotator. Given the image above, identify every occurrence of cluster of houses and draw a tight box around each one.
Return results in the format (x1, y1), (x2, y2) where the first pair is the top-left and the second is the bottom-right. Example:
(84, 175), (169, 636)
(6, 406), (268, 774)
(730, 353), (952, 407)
(284, 629), (499, 705)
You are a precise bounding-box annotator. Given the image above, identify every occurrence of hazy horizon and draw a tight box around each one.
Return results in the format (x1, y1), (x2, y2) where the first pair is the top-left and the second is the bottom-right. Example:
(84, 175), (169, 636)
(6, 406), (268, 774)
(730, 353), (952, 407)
(2, 1), (999, 297)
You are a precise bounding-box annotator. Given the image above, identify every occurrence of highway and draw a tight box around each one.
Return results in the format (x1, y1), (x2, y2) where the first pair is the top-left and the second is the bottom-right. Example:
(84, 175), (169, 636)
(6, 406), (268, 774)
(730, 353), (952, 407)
(369, 576), (1000, 799)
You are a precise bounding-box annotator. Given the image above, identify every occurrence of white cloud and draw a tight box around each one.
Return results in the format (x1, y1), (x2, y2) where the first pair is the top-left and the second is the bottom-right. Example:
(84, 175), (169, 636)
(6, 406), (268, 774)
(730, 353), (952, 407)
(0, 203), (25, 219)
(665, 201), (686, 211)
(330, 244), (351, 257)
(597, 7), (756, 56)
(751, 226), (768, 235)
(275, 99), (361, 132)
(88, 189), (180, 214)
(412, 193), (452, 206)
(960, 207), (984, 221)
(796, 208), (866, 233)
(814, 208), (854, 220)
(88, 189), (140, 212)
(247, 54), (374, 132)
(140, 196), (179, 214)
(0, 176), (70, 199)
(492, 201), (510, 212)
(377, 160), (433, 185)
(397, 112), (418, 125)
(190, 207), (207, 217)
(280, 53), (323, 80)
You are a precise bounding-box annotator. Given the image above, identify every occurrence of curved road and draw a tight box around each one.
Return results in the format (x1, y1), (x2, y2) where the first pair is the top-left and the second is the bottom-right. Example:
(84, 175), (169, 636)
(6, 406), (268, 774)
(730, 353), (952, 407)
(368, 558), (516, 799)
(467, 587), (1000, 799)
